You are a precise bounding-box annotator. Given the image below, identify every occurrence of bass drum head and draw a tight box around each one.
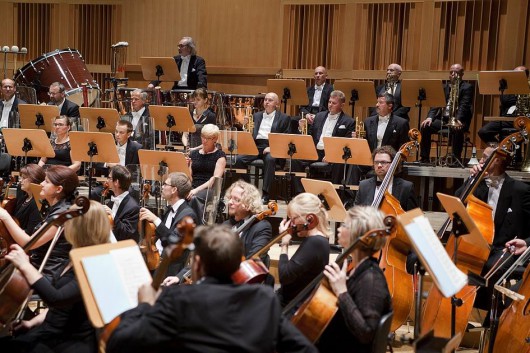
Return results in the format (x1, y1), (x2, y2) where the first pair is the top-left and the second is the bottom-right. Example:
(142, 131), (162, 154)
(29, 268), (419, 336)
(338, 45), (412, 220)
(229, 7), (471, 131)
(14, 48), (100, 106)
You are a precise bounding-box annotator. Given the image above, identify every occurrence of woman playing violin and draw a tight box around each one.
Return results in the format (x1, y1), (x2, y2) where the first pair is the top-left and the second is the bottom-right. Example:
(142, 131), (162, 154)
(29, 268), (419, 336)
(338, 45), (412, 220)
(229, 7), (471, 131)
(0, 165), (79, 277)
(317, 206), (392, 353)
(13, 164), (45, 234)
(1, 201), (110, 353)
(277, 193), (330, 307)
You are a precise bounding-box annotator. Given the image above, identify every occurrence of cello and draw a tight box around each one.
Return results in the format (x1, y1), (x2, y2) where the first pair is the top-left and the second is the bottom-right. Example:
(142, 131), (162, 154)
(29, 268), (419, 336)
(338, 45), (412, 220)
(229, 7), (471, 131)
(0, 196), (90, 327)
(284, 215), (396, 343)
(0, 177), (17, 267)
(99, 216), (196, 352)
(421, 129), (527, 345)
(138, 183), (159, 271)
(371, 128), (420, 331)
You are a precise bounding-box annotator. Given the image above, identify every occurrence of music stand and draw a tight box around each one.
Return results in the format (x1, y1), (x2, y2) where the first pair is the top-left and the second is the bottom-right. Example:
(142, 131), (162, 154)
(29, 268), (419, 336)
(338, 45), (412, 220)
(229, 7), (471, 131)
(149, 105), (195, 147)
(69, 132), (119, 198)
(219, 129), (259, 186)
(18, 104), (59, 131)
(478, 70), (530, 95)
(80, 107), (120, 133)
(333, 80), (376, 117)
(301, 178), (346, 223)
(2, 128), (54, 165)
(140, 57), (181, 83)
(138, 150), (189, 177)
(401, 79), (446, 131)
(269, 133), (318, 201)
(267, 79), (307, 113)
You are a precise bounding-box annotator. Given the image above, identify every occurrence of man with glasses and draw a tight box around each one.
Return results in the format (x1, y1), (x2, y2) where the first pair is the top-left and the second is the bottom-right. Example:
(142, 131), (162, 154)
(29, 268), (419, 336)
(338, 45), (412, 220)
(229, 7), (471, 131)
(47, 82), (80, 127)
(148, 36), (207, 90)
(354, 145), (417, 210)
(139, 172), (198, 275)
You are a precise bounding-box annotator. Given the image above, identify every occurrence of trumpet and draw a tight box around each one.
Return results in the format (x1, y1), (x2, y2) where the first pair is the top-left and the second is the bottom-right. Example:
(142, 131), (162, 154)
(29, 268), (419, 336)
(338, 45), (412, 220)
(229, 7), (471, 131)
(299, 112), (308, 135)
(355, 116), (365, 138)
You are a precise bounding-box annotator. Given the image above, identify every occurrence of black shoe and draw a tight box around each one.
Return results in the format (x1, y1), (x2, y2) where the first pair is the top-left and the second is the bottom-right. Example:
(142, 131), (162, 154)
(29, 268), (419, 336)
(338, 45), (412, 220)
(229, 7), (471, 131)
(261, 195), (270, 204)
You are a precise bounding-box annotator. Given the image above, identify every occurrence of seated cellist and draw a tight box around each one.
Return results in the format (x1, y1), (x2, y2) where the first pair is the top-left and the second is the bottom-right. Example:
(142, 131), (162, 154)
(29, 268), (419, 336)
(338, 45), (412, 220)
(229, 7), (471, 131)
(317, 206), (393, 353)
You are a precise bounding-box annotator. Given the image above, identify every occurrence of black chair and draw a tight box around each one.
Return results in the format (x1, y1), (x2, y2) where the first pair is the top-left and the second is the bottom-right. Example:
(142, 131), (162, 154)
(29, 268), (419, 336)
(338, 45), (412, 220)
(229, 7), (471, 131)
(371, 311), (394, 353)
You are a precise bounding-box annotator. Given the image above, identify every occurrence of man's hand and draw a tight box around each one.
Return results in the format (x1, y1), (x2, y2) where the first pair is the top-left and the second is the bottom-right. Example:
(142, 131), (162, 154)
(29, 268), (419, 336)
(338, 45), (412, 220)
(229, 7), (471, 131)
(420, 118), (432, 128)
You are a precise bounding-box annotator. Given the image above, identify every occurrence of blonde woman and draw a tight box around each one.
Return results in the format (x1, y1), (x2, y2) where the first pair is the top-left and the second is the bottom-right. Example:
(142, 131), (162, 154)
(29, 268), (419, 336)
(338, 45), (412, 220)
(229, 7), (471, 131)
(277, 193), (330, 306)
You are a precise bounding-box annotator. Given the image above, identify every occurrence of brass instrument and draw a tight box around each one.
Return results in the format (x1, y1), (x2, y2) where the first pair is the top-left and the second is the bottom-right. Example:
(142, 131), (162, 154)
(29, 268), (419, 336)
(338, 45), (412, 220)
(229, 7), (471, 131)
(355, 116), (365, 138)
(244, 106), (254, 133)
(385, 73), (398, 94)
(444, 74), (462, 128)
(299, 112), (308, 135)
(514, 116), (530, 171)
(516, 76), (530, 117)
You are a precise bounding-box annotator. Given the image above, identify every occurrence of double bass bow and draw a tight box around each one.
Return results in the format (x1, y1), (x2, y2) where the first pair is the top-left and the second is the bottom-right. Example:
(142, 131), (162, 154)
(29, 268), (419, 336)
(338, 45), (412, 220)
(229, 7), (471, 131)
(283, 215), (396, 343)
(0, 196), (90, 327)
(371, 128), (420, 332)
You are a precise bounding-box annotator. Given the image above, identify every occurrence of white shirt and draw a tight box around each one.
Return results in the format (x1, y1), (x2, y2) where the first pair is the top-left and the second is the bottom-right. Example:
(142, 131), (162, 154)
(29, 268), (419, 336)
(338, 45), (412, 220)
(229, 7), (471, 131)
(155, 199), (185, 253)
(256, 111), (276, 140)
(116, 141), (127, 166)
(131, 107), (145, 130)
(376, 115), (390, 148)
(486, 174), (505, 217)
(1, 95), (15, 128)
(312, 84), (325, 107)
(110, 191), (129, 218)
(178, 55), (190, 87)
(317, 113), (339, 150)
(373, 177), (393, 201)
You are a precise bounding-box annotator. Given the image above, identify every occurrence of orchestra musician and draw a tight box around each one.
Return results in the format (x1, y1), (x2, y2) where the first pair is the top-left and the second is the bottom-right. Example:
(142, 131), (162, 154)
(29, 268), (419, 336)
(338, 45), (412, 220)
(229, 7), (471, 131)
(47, 82), (80, 130)
(13, 164), (45, 234)
(1, 201), (111, 353)
(293, 90), (355, 194)
(182, 87), (217, 149)
(106, 224), (317, 353)
(233, 92), (291, 204)
(478, 65), (529, 144)
(38, 115), (82, 172)
(317, 206), (393, 353)
(277, 193), (330, 307)
(0, 165), (79, 277)
(374, 63), (410, 121)
(148, 36), (207, 90)
(102, 165), (140, 242)
(419, 64), (474, 164)
(139, 172), (198, 276)
(186, 123), (226, 223)
(124, 89), (154, 150)
(1, 78), (25, 128)
(108, 120), (142, 168)
(354, 145), (417, 211)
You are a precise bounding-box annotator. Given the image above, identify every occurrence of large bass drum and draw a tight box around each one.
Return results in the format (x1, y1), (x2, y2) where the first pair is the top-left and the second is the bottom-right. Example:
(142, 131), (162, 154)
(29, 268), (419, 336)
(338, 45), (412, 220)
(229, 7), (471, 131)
(14, 48), (99, 106)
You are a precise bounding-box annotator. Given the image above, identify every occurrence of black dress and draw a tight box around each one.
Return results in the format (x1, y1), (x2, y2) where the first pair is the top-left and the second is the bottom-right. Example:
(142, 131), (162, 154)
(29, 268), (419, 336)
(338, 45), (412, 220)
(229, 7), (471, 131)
(14, 196), (43, 235)
(46, 139), (73, 167)
(189, 148), (225, 188)
(189, 108), (216, 148)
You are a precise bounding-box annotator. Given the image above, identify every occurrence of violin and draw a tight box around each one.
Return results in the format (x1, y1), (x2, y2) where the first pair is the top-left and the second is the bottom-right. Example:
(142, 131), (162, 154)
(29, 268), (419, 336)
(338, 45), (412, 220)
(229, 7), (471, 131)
(371, 129), (420, 332)
(101, 182), (114, 226)
(99, 216), (196, 351)
(229, 201), (278, 284)
(284, 216), (396, 342)
(0, 176), (17, 215)
(138, 183), (159, 271)
(0, 196), (90, 327)
(421, 129), (527, 345)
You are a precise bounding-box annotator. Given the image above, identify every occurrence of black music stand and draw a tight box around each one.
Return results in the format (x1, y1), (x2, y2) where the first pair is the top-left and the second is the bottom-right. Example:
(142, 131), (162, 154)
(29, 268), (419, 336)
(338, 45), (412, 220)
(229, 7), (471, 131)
(149, 105), (195, 148)
(333, 80), (376, 117)
(2, 128), (54, 166)
(269, 133), (318, 202)
(322, 137), (372, 198)
(267, 79), (307, 113)
(18, 104), (59, 131)
(401, 79), (446, 131)
(69, 132), (119, 198)
(80, 107), (121, 133)
(140, 57), (181, 84)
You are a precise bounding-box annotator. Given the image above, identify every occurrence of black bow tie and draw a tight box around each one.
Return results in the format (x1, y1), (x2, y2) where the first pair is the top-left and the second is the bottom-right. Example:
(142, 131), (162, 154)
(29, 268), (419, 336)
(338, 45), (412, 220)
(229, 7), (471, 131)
(375, 180), (383, 187)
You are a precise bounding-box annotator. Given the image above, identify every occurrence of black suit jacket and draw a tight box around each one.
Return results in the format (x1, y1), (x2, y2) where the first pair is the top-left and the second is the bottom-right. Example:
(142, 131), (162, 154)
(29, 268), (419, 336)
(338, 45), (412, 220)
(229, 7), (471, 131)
(309, 111), (355, 146)
(364, 114), (410, 152)
(252, 110), (291, 142)
(126, 106), (154, 150)
(109, 194), (140, 242)
(226, 217), (272, 267)
(125, 138), (142, 166)
(156, 201), (198, 247)
(107, 277), (316, 353)
(0, 97), (26, 127)
(300, 83), (334, 115)
(426, 81), (474, 128)
(174, 55), (207, 89)
(354, 177), (417, 211)
(55, 98), (80, 117)
(375, 81), (410, 120)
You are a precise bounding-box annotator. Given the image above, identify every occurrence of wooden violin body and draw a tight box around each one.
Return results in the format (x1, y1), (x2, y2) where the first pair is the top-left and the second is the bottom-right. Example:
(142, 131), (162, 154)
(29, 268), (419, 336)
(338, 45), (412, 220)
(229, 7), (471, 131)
(139, 220), (159, 271)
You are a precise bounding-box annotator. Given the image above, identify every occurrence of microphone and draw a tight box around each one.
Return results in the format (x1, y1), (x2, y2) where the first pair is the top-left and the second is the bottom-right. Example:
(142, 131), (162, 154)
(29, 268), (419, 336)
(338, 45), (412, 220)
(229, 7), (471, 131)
(111, 41), (129, 48)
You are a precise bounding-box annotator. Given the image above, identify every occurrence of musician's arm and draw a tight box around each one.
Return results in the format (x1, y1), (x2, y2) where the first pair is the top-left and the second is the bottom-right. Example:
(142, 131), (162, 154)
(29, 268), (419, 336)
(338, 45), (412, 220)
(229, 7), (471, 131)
(69, 159), (81, 172)
(0, 209), (59, 249)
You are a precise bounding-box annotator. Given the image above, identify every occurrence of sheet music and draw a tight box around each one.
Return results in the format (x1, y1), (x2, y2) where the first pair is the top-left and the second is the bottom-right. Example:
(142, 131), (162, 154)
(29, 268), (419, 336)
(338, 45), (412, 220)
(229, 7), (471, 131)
(402, 214), (468, 297)
(81, 246), (151, 324)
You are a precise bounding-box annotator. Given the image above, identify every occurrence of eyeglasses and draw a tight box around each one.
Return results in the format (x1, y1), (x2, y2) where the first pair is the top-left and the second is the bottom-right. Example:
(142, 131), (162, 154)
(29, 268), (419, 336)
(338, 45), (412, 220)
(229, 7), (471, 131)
(48, 91), (62, 96)
(177, 44), (188, 48)
(163, 182), (174, 187)
(53, 123), (66, 127)
(374, 161), (391, 166)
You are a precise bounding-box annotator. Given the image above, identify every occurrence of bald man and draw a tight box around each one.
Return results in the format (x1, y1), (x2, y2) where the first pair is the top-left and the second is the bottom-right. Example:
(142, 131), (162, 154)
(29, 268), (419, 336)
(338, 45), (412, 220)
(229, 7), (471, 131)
(234, 92), (291, 203)
(0, 78), (26, 129)
(374, 63), (410, 121)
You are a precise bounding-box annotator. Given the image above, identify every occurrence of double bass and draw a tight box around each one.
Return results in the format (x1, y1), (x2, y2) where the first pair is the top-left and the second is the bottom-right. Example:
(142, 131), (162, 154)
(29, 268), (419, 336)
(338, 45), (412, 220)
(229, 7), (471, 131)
(371, 128), (420, 331)
(421, 129), (527, 345)
(284, 216), (396, 342)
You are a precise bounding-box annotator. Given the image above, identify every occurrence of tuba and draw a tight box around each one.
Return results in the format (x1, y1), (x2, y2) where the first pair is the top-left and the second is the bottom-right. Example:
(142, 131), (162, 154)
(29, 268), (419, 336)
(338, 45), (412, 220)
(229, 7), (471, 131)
(355, 116), (365, 138)
(444, 74), (461, 128)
